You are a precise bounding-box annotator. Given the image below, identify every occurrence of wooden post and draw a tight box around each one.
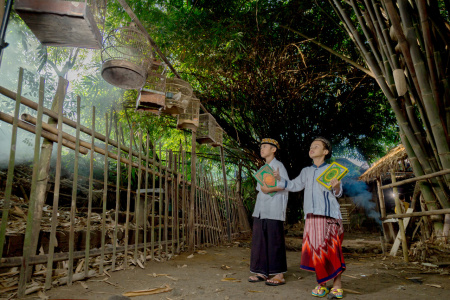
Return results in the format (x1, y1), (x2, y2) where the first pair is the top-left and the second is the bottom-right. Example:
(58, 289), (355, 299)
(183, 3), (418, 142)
(158, 143), (162, 258)
(143, 133), (150, 263)
(188, 130), (197, 252)
(68, 96), (81, 285)
(0, 68), (23, 259)
(45, 85), (66, 289)
(84, 107), (96, 278)
(29, 77), (69, 269)
(100, 113), (109, 274)
(112, 121), (121, 271)
(377, 177), (395, 242)
(17, 74), (44, 297)
(164, 151), (170, 255)
(134, 131), (142, 262)
(220, 146), (232, 242)
(181, 150), (186, 248)
(124, 125), (134, 268)
(390, 169), (409, 262)
(151, 139), (156, 259)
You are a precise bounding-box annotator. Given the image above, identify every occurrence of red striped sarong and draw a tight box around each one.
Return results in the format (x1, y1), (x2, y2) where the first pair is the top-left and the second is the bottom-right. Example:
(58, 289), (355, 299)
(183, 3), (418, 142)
(300, 214), (345, 284)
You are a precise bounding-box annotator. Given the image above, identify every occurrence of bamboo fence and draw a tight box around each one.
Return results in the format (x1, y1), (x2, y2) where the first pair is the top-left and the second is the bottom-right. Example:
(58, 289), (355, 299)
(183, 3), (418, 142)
(0, 69), (251, 297)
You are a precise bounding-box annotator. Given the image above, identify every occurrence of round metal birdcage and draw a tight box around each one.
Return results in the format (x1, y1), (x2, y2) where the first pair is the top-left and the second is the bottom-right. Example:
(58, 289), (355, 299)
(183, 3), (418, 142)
(177, 96), (200, 130)
(14, 0), (106, 48)
(101, 24), (152, 89)
(162, 78), (193, 115)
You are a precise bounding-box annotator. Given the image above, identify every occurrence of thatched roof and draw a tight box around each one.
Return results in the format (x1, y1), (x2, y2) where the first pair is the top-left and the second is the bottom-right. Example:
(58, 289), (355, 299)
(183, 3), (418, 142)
(359, 145), (408, 182)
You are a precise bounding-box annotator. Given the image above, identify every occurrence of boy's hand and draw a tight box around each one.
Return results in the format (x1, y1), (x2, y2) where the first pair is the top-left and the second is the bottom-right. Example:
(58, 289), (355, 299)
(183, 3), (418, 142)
(330, 178), (341, 194)
(260, 183), (271, 194)
(273, 167), (281, 181)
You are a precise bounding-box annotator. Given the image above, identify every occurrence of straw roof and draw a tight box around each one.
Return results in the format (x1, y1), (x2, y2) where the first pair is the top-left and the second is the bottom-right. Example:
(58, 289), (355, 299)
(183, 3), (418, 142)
(359, 145), (408, 182)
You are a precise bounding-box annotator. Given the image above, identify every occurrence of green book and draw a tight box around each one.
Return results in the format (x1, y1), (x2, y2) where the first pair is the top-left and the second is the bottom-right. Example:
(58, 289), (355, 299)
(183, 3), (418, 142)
(253, 164), (277, 197)
(316, 162), (348, 190)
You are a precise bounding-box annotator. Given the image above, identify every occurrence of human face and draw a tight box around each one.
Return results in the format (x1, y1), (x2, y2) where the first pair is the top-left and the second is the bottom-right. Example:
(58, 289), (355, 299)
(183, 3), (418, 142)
(260, 143), (275, 159)
(309, 141), (328, 159)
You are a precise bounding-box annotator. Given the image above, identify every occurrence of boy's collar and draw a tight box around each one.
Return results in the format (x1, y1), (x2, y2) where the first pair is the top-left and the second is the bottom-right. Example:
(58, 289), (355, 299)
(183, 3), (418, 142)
(312, 162), (327, 168)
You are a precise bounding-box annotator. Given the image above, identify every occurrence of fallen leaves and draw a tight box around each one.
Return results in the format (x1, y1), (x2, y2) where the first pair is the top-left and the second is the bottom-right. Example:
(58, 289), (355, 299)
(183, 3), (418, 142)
(122, 284), (172, 297)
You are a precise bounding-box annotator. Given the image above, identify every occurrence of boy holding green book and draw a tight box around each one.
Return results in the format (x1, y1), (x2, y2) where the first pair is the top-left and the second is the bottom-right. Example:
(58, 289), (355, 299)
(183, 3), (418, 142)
(248, 138), (289, 286)
(261, 137), (345, 299)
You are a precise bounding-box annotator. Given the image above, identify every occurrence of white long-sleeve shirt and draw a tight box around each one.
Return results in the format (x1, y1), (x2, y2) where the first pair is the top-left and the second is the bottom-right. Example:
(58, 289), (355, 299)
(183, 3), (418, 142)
(277, 162), (343, 220)
(252, 158), (289, 221)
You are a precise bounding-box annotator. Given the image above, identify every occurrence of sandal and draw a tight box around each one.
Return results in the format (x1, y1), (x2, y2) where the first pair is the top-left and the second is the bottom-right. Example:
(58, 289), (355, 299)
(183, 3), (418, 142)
(327, 288), (343, 299)
(248, 274), (267, 282)
(265, 277), (285, 286)
(312, 285), (329, 297)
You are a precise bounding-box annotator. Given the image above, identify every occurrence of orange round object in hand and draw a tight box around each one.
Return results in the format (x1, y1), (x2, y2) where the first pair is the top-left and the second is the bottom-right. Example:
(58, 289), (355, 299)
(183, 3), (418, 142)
(263, 173), (275, 186)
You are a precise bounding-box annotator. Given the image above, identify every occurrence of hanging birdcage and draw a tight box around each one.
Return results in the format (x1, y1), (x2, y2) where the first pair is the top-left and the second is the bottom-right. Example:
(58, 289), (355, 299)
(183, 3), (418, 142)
(196, 113), (218, 144)
(15, 0), (106, 49)
(136, 66), (167, 114)
(101, 24), (152, 90)
(161, 78), (193, 115)
(211, 126), (224, 147)
(177, 97), (200, 130)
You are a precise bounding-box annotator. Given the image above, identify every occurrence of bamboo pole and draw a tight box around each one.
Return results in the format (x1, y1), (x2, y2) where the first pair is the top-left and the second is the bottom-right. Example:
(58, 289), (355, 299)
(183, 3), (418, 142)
(84, 107), (96, 278)
(100, 113), (109, 274)
(381, 168), (450, 189)
(28, 77), (68, 269)
(135, 131), (143, 263)
(220, 146), (231, 242)
(143, 133), (150, 264)
(390, 168), (409, 262)
(0, 239), (183, 268)
(0, 112), (87, 154)
(188, 130), (197, 253)
(44, 84), (65, 289)
(164, 151), (170, 255)
(385, 208), (450, 219)
(158, 143), (162, 258)
(181, 150), (186, 248)
(68, 96), (81, 286)
(151, 139), (156, 260)
(124, 125), (134, 268)
(175, 149), (180, 253)
(112, 121), (122, 271)
(17, 73), (43, 297)
(377, 177), (395, 242)
(0, 68), (23, 260)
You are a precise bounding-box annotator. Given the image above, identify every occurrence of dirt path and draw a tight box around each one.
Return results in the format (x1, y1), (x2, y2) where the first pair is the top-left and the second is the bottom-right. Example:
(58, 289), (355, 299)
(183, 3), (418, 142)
(24, 233), (450, 300)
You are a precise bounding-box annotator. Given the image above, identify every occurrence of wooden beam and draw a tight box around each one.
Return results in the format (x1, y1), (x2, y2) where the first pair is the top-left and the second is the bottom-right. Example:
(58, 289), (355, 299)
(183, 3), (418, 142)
(385, 208), (450, 219)
(381, 169), (450, 189)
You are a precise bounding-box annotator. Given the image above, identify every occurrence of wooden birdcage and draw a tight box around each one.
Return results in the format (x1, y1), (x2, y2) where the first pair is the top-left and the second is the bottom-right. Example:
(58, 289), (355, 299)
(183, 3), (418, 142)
(211, 126), (224, 147)
(14, 0), (106, 49)
(161, 78), (193, 115)
(136, 67), (167, 114)
(101, 24), (152, 90)
(177, 97), (200, 130)
(196, 113), (217, 144)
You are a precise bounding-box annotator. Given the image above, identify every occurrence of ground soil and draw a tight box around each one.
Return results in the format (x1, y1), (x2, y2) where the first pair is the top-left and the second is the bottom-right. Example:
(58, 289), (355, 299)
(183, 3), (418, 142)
(21, 232), (450, 300)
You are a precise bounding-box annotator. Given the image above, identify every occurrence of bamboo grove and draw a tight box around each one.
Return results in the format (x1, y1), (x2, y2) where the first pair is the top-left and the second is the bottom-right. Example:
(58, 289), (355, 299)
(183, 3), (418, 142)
(307, 0), (450, 233)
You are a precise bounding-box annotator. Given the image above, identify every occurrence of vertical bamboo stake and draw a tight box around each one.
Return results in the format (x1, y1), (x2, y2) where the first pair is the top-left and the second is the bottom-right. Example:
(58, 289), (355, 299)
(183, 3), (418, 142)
(45, 85), (65, 289)
(0, 68), (23, 259)
(164, 151), (170, 255)
(143, 133), (150, 264)
(188, 130), (197, 252)
(68, 96), (81, 285)
(17, 74), (44, 297)
(391, 168), (409, 262)
(135, 131), (142, 263)
(377, 177), (394, 242)
(112, 121), (121, 271)
(195, 173), (199, 248)
(151, 139), (156, 259)
(158, 143), (162, 258)
(181, 150), (186, 248)
(100, 113), (109, 274)
(175, 150), (180, 253)
(171, 153), (176, 254)
(84, 107), (95, 278)
(124, 125), (133, 268)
